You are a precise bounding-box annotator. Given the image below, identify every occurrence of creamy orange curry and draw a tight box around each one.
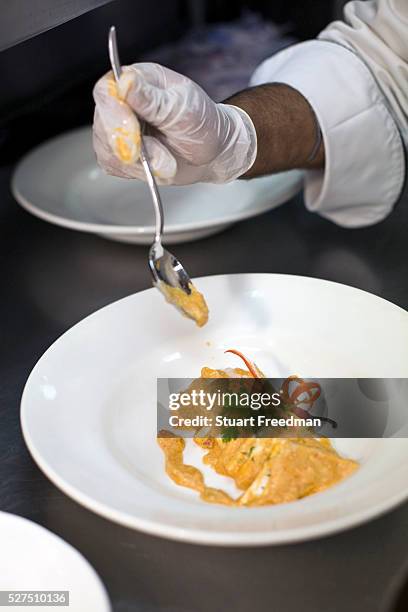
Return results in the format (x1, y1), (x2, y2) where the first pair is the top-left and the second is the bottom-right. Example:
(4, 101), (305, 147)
(160, 282), (209, 327)
(157, 351), (358, 507)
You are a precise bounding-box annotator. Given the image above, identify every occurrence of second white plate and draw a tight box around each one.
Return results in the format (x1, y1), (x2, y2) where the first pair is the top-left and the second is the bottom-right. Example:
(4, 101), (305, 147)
(11, 127), (303, 244)
(0, 512), (110, 611)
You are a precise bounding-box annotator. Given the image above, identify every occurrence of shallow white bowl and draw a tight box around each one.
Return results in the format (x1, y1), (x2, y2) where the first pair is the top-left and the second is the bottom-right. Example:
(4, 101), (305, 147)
(11, 127), (303, 244)
(21, 274), (408, 546)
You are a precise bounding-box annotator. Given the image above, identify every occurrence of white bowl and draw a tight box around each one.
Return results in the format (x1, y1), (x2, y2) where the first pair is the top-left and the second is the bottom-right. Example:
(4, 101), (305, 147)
(11, 127), (303, 244)
(21, 273), (408, 546)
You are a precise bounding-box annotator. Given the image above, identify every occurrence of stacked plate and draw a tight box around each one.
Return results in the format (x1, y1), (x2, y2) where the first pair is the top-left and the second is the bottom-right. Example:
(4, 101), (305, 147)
(11, 127), (303, 244)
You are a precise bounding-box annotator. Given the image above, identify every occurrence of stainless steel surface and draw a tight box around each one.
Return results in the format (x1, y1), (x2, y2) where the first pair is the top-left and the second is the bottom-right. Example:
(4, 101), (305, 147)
(0, 0), (114, 51)
(108, 25), (193, 302)
(3, 162), (408, 611)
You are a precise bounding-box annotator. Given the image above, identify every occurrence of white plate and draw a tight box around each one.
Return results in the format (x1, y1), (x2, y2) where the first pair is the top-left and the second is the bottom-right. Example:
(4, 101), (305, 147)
(0, 512), (110, 611)
(11, 127), (303, 244)
(21, 274), (408, 546)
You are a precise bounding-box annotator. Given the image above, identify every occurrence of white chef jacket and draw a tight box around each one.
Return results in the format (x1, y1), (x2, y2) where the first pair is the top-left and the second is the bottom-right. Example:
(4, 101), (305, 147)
(250, 0), (408, 227)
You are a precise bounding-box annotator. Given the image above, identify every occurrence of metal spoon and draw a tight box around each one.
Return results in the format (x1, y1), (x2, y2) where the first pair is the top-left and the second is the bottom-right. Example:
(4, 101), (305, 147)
(108, 25), (201, 314)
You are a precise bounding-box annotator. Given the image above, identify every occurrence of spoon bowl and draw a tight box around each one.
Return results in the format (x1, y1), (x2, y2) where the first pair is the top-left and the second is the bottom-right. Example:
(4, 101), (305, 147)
(149, 243), (191, 294)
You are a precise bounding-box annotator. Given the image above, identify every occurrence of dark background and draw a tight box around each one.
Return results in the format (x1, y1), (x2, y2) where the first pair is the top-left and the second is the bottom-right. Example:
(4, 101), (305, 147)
(0, 0), (344, 165)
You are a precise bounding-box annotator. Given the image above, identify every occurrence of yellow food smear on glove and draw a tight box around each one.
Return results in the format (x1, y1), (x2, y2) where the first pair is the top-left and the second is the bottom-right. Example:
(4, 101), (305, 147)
(106, 76), (141, 164)
(113, 127), (140, 163)
(107, 78), (119, 99)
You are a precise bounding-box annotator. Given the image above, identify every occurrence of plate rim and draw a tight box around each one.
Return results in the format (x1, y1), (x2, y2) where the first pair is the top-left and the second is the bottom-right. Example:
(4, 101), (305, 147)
(11, 127), (303, 236)
(20, 273), (408, 546)
(0, 511), (111, 609)
(19, 416), (408, 546)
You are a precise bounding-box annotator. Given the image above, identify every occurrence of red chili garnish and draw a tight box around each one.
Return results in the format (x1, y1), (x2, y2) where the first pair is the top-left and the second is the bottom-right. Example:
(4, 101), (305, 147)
(224, 349), (260, 378)
(292, 406), (312, 419)
(290, 382), (321, 406)
(224, 351), (335, 426)
(281, 376), (321, 407)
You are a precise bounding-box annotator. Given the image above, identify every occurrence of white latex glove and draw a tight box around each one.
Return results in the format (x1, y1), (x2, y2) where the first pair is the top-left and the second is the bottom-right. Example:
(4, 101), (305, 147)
(92, 63), (257, 185)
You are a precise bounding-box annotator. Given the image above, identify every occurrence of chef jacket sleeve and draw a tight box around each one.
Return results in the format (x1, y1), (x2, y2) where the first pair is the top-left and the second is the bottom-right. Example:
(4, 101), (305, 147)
(250, 0), (407, 227)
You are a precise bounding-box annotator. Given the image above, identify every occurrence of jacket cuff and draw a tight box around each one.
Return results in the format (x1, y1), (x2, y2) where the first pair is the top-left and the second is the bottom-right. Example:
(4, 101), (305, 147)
(250, 40), (405, 227)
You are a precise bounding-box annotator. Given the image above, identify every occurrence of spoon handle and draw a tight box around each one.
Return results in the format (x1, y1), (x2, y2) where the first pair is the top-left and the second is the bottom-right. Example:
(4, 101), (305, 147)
(108, 26), (164, 245)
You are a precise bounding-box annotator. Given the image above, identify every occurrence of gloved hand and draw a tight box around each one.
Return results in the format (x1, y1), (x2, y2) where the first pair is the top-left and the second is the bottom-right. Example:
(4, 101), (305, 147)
(92, 63), (257, 185)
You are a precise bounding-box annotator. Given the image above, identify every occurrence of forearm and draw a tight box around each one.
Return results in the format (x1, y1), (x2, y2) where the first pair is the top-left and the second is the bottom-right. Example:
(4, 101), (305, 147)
(225, 83), (325, 178)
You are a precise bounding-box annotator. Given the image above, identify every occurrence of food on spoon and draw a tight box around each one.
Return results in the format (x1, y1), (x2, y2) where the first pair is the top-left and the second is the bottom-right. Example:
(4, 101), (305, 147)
(160, 282), (209, 327)
(157, 351), (358, 506)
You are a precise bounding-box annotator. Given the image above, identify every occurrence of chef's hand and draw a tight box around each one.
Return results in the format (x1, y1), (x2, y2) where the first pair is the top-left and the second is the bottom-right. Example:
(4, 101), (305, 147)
(92, 63), (257, 185)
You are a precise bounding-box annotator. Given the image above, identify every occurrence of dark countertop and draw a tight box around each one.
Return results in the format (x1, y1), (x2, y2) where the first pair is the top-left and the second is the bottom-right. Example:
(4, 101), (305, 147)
(1, 163), (407, 612)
